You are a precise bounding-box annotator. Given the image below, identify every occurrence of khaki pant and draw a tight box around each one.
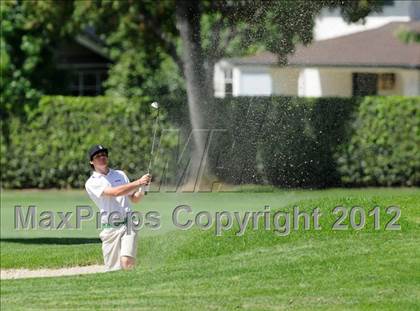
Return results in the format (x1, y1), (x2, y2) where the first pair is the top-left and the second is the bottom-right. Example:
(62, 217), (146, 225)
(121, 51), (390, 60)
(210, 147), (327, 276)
(99, 225), (138, 271)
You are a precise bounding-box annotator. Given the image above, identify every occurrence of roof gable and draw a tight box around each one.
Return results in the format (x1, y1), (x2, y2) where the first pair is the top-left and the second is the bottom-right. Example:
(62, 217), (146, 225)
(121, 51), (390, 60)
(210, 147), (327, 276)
(226, 22), (420, 69)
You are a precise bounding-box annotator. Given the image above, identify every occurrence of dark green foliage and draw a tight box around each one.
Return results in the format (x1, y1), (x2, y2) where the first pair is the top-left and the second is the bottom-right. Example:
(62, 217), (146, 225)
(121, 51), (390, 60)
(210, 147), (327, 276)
(307, 97), (361, 187)
(0, 1), (76, 118)
(337, 96), (420, 186)
(1, 96), (175, 188)
(210, 96), (419, 187)
(2, 95), (418, 188)
(211, 97), (358, 187)
(68, 0), (385, 109)
(396, 25), (420, 44)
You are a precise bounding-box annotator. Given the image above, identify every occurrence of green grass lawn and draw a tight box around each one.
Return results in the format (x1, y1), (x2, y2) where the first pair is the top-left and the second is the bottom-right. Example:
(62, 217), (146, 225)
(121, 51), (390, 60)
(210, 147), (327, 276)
(1, 188), (419, 310)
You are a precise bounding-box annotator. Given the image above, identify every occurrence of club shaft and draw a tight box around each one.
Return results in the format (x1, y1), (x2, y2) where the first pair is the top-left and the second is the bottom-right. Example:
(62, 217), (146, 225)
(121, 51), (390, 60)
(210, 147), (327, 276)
(147, 111), (159, 173)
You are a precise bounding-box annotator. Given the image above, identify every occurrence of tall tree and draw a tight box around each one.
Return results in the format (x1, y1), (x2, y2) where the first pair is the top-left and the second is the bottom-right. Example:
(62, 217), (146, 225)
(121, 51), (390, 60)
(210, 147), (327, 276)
(3, 0), (385, 167)
(2, 0), (386, 119)
(69, 0), (385, 161)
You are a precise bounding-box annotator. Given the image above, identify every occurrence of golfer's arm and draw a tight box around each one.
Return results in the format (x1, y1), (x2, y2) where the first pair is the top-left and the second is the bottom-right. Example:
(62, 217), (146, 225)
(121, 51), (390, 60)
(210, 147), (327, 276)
(129, 190), (144, 204)
(103, 181), (140, 197)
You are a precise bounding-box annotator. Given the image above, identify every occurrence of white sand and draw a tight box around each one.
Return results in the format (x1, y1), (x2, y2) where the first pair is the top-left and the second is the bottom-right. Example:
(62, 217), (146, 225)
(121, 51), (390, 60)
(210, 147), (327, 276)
(1, 265), (107, 280)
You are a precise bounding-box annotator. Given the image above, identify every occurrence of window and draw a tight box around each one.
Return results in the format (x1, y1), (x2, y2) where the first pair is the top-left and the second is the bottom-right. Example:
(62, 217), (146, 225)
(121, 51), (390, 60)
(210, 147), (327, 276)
(69, 70), (107, 96)
(352, 72), (396, 96)
(224, 68), (233, 97)
(378, 73), (396, 91)
(352, 73), (378, 96)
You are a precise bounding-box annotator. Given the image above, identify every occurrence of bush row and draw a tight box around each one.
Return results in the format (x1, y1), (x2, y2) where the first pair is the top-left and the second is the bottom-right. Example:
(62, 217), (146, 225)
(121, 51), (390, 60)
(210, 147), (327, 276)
(212, 96), (419, 187)
(1, 95), (419, 188)
(1, 96), (176, 188)
(209, 96), (359, 187)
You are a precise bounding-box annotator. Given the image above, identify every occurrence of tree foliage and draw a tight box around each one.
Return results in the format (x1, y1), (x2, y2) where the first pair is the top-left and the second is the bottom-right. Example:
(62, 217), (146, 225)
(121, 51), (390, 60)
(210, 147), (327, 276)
(397, 26), (420, 44)
(2, 96), (176, 188)
(70, 0), (185, 98)
(66, 1), (385, 100)
(2, 0), (386, 115)
(0, 0), (75, 118)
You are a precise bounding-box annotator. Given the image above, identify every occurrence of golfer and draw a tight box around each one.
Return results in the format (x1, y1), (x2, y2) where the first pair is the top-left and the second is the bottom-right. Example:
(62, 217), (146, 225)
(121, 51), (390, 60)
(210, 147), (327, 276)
(85, 144), (151, 271)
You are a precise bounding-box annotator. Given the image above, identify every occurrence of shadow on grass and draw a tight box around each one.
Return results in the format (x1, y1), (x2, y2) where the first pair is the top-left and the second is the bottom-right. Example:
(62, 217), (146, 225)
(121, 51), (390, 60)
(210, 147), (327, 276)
(0, 238), (101, 245)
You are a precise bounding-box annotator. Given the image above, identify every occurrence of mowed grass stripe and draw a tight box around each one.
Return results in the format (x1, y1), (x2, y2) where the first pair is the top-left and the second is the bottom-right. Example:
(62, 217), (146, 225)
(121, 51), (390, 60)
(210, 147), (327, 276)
(1, 190), (419, 269)
(2, 188), (418, 238)
(1, 190), (419, 270)
(1, 189), (419, 310)
(1, 234), (418, 310)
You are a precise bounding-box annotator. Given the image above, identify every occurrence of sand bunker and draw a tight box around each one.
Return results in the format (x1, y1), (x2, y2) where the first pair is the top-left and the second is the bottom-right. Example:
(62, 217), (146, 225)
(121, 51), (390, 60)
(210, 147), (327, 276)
(1, 265), (107, 280)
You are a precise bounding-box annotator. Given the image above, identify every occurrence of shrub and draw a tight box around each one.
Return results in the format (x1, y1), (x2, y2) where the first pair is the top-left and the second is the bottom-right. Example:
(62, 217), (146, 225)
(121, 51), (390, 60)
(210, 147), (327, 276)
(1, 96), (176, 188)
(2, 95), (418, 188)
(211, 96), (358, 188)
(337, 96), (420, 186)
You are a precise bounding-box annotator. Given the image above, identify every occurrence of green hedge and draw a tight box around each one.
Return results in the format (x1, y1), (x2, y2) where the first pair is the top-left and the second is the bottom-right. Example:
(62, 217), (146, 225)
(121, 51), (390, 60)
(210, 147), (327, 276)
(211, 96), (419, 187)
(210, 96), (358, 187)
(1, 96), (176, 188)
(1, 95), (419, 188)
(337, 96), (420, 186)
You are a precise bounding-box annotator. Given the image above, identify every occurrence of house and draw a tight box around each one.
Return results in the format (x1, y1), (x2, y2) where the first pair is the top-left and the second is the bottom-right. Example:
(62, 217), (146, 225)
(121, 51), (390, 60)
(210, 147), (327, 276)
(54, 29), (112, 96)
(214, 0), (420, 97)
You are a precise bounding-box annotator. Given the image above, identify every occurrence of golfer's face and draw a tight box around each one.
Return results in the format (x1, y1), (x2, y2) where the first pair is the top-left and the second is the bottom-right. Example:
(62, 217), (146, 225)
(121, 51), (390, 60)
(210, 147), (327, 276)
(92, 152), (108, 168)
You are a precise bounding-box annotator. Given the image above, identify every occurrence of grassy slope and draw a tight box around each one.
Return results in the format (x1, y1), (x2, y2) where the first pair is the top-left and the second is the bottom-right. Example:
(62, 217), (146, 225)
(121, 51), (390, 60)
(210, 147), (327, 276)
(1, 188), (418, 269)
(1, 189), (419, 310)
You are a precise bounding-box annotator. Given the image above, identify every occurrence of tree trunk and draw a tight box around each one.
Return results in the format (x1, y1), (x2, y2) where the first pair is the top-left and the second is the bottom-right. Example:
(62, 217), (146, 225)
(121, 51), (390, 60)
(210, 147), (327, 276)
(175, 0), (212, 188)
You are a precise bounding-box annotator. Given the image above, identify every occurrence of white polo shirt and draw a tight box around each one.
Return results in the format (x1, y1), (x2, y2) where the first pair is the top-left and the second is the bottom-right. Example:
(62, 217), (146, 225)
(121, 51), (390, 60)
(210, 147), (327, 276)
(85, 169), (133, 224)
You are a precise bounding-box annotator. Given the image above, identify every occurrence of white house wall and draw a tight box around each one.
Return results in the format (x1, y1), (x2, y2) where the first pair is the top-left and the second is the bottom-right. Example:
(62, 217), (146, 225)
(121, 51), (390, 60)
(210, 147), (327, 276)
(323, 69), (352, 96)
(270, 67), (299, 95)
(214, 63), (419, 97)
(298, 68), (322, 97)
(340, 67), (407, 96)
(232, 67), (241, 97)
(400, 69), (420, 96)
(314, 0), (417, 40)
(296, 67), (415, 97)
(213, 63), (226, 98)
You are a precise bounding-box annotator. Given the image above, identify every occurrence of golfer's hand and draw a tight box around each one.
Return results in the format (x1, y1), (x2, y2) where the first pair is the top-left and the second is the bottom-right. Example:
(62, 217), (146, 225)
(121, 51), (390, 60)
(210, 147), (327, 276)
(138, 174), (151, 186)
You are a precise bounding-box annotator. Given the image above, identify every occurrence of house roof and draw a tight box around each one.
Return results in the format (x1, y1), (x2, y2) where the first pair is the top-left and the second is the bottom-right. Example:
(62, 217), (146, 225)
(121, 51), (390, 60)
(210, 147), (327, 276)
(55, 27), (112, 69)
(75, 35), (110, 60)
(75, 26), (111, 60)
(226, 21), (420, 69)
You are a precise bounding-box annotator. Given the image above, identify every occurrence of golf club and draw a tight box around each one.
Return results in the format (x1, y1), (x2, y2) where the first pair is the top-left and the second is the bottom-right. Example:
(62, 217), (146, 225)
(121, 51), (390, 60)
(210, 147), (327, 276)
(144, 101), (159, 195)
